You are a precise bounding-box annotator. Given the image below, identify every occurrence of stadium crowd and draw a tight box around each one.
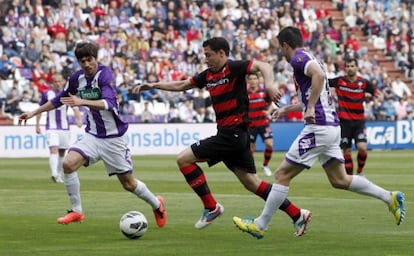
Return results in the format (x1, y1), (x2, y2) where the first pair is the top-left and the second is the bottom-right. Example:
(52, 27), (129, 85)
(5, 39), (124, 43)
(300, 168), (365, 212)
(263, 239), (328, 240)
(0, 0), (413, 124)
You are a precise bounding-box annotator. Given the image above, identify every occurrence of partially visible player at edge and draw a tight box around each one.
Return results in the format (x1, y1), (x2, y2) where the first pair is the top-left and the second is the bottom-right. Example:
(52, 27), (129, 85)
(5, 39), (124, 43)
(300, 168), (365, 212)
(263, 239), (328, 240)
(36, 73), (83, 183)
(134, 37), (311, 236)
(329, 58), (383, 175)
(247, 73), (275, 177)
(233, 26), (405, 239)
(18, 42), (167, 227)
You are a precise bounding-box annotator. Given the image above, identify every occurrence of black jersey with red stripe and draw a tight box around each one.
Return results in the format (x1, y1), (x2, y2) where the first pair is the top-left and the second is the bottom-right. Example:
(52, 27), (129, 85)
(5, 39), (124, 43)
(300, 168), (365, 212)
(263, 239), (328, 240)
(190, 60), (252, 129)
(329, 76), (378, 120)
(248, 89), (271, 128)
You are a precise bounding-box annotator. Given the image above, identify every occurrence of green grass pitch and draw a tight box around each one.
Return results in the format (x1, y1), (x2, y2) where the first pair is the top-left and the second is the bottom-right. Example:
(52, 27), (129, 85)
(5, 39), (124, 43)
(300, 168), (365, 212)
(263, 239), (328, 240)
(0, 151), (412, 256)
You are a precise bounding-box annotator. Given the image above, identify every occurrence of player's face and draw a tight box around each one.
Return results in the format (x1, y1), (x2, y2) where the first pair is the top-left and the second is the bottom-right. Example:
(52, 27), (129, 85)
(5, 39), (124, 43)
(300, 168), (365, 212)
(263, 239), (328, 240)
(279, 41), (290, 61)
(203, 46), (225, 72)
(247, 75), (259, 91)
(78, 56), (99, 77)
(52, 76), (65, 91)
(345, 61), (357, 77)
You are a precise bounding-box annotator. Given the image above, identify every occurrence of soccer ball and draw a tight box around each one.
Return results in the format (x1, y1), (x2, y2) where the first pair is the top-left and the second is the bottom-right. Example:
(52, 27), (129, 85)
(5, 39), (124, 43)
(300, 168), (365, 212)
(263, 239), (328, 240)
(119, 211), (148, 239)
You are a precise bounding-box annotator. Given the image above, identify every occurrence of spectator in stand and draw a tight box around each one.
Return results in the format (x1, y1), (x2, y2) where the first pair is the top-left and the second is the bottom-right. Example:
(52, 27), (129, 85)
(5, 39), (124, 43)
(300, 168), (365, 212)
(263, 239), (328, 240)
(405, 97), (414, 120)
(380, 96), (397, 121)
(22, 41), (40, 68)
(391, 76), (412, 100)
(286, 95), (303, 122)
(315, 1), (332, 29)
(33, 76), (50, 95)
(364, 97), (376, 121)
(26, 80), (40, 103)
(4, 86), (22, 116)
(395, 97), (408, 120)
(405, 43), (414, 80)
(255, 30), (270, 51)
(48, 17), (67, 40)
(178, 97), (195, 123)
(372, 95), (384, 120)
(0, 53), (16, 79)
(140, 73), (166, 103)
(167, 102), (181, 123)
(338, 23), (350, 45)
(141, 101), (155, 123)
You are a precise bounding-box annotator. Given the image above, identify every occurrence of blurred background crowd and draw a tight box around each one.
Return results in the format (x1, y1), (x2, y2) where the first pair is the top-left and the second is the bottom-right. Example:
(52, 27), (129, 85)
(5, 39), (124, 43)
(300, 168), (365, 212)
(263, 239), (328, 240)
(0, 0), (413, 124)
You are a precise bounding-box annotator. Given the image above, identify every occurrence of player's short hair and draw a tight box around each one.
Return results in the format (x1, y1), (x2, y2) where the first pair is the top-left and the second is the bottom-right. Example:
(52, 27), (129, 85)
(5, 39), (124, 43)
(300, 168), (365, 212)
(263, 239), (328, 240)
(75, 41), (99, 60)
(247, 73), (259, 79)
(277, 26), (303, 49)
(202, 37), (230, 56)
(345, 57), (358, 66)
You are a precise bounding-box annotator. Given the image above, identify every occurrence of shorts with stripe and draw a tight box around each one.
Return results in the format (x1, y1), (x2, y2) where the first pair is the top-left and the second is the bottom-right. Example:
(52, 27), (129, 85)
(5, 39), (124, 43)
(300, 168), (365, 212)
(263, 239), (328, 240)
(285, 125), (344, 169)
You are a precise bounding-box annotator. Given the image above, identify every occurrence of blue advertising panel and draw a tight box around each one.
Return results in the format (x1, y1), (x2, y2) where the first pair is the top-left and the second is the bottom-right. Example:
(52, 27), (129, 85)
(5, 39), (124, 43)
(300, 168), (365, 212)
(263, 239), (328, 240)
(254, 120), (414, 151)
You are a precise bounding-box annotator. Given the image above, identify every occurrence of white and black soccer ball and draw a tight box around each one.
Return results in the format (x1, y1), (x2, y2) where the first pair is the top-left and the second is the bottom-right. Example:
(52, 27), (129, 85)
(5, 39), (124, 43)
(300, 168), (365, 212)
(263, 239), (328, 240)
(119, 211), (148, 239)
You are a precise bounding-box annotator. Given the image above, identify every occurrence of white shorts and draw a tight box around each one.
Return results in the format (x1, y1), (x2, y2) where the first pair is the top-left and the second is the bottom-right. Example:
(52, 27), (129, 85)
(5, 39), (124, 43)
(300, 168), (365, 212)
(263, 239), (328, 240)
(69, 133), (133, 176)
(285, 125), (344, 169)
(46, 130), (70, 149)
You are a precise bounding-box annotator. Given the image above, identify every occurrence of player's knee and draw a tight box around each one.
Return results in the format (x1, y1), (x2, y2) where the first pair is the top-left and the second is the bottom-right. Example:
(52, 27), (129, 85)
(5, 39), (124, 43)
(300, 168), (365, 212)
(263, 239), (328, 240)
(62, 160), (76, 173)
(330, 178), (349, 189)
(176, 151), (192, 167)
(122, 181), (135, 192)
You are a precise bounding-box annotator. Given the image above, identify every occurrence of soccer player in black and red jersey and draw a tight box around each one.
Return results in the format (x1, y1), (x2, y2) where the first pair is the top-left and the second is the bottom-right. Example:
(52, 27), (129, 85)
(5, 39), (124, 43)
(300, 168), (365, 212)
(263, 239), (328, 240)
(247, 73), (274, 177)
(329, 58), (382, 175)
(134, 37), (312, 236)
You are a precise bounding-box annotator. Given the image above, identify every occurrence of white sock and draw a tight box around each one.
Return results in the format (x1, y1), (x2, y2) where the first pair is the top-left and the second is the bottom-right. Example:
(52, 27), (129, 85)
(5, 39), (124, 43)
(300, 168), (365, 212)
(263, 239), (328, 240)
(133, 179), (160, 210)
(348, 175), (391, 204)
(49, 154), (59, 177)
(256, 184), (289, 231)
(58, 156), (64, 178)
(64, 172), (82, 212)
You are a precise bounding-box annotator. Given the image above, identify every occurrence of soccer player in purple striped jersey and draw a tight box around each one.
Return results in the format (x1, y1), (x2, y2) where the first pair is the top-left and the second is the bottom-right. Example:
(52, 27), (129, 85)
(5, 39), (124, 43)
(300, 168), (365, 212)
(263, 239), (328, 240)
(18, 42), (167, 227)
(134, 37), (311, 235)
(36, 73), (83, 183)
(233, 26), (405, 239)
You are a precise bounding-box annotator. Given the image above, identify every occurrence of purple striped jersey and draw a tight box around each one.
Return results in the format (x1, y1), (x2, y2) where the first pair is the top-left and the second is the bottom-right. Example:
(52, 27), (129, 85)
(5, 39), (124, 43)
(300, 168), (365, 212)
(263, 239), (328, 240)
(290, 48), (339, 126)
(51, 64), (128, 138)
(40, 89), (70, 130)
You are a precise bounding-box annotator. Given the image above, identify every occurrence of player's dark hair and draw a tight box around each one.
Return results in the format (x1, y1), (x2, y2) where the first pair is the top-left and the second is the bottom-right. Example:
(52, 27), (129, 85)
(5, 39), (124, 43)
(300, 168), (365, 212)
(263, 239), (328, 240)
(202, 37), (230, 56)
(247, 73), (259, 78)
(277, 26), (303, 49)
(345, 57), (358, 66)
(75, 41), (99, 60)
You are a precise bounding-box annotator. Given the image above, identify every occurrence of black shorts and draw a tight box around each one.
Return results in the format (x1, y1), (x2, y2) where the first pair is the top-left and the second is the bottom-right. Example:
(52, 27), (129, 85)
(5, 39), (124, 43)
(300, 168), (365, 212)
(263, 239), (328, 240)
(340, 120), (367, 149)
(249, 125), (273, 143)
(191, 127), (256, 173)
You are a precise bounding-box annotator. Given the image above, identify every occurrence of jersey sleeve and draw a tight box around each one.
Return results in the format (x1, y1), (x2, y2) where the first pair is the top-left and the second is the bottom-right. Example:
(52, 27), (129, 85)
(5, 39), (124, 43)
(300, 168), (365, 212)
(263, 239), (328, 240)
(328, 77), (339, 88)
(365, 79), (377, 95)
(98, 67), (118, 110)
(190, 70), (207, 89)
(39, 92), (48, 105)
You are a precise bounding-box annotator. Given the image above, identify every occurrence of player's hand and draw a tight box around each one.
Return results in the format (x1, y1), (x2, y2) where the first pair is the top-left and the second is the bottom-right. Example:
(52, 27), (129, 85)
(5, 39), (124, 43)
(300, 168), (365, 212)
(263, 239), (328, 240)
(271, 107), (285, 121)
(61, 93), (82, 107)
(35, 126), (41, 134)
(131, 83), (153, 94)
(267, 88), (281, 107)
(304, 106), (315, 124)
(18, 112), (35, 125)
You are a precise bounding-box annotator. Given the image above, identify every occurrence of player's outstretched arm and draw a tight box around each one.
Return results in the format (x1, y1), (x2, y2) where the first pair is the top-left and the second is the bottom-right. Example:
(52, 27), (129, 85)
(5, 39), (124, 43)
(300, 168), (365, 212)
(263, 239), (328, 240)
(133, 79), (192, 94)
(18, 101), (55, 125)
